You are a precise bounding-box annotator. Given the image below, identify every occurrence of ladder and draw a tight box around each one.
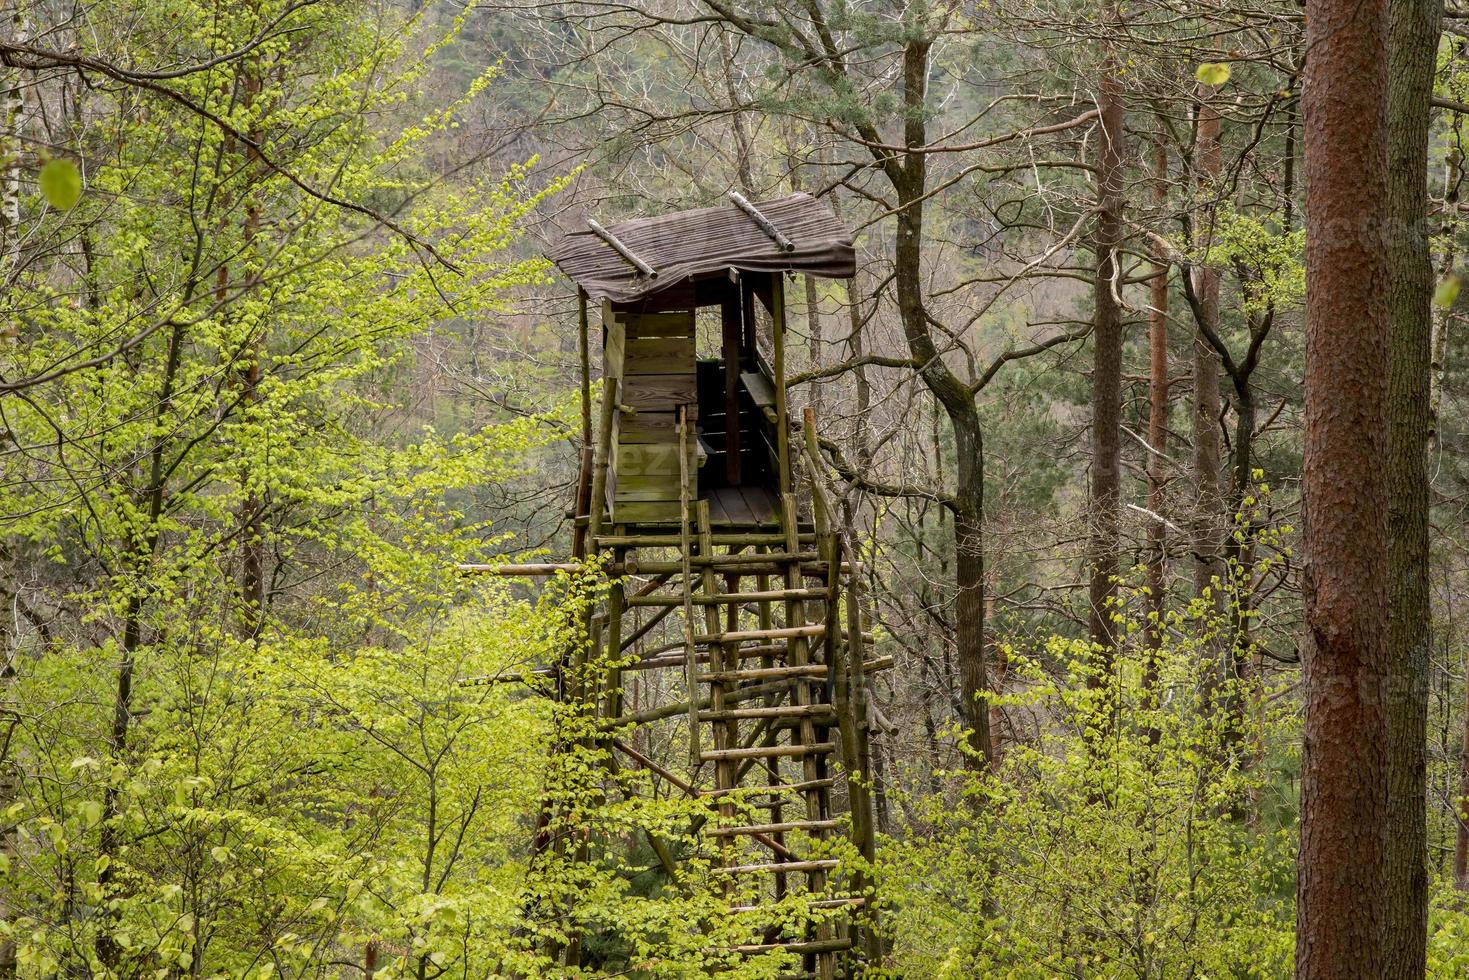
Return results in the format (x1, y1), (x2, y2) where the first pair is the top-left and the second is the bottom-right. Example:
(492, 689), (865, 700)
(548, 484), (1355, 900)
(674, 411), (853, 979)
(551, 409), (882, 977)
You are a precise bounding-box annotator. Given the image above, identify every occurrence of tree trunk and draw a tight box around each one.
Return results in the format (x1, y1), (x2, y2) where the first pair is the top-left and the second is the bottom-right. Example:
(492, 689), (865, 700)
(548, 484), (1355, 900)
(1383, 0), (1440, 968)
(1192, 86), (1226, 624)
(1144, 133), (1169, 737)
(1297, 0), (1392, 972)
(0, 3), (24, 284)
(1224, 378), (1257, 758)
(239, 66), (266, 627)
(889, 38), (992, 770)
(1457, 653), (1469, 886)
(1087, 64), (1125, 676)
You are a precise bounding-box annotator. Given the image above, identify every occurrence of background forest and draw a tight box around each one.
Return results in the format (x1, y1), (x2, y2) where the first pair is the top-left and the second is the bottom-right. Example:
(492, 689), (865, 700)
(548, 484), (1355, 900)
(0, 0), (1464, 976)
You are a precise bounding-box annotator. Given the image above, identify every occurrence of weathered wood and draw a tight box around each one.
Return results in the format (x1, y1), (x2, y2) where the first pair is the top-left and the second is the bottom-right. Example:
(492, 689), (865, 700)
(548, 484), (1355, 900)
(618, 410), (681, 443)
(626, 588), (828, 607)
(713, 859), (840, 876)
(456, 563), (581, 576)
(611, 738), (797, 862)
(772, 278), (792, 494)
(722, 938), (852, 955)
(722, 289), (743, 483)
(621, 373), (697, 413)
(701, 742), (834, 762)
(597, 531), (816, 548)
(578, 291), (592, 447)
(692, 550), (822, 567)
(700, 663), (827, 683)
(614, 443), (697, 480)
(728, 191), (796, 252)
(587, 374), (619, 542)
(618, 560), (841, 577)
(698, 501), (737, 831)
(624, 335), (695, 374)
(729, 897), (866, 914)
(694, 624), (825, 645)
(740, 369), (778, 424)
(678, 408), (702, 767)
(587, 217), (656, 277)
(701, 704), (835, 722)
(702, 777), (836, 799)
(608, 500), (683, 525)
(625, 311), (693, 338)
(602, 548), (626, 719)
(709, 818), (839, 837)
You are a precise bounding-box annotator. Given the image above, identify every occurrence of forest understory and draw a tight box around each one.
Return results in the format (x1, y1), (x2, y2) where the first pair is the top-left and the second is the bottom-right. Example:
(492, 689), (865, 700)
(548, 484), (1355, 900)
(1, 0), (1467, 977)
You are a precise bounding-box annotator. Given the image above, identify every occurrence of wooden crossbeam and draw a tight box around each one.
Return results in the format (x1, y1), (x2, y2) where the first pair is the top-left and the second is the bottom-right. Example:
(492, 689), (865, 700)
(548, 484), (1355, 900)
(728, 191), (796, 252)
(586, 217), (656, 277)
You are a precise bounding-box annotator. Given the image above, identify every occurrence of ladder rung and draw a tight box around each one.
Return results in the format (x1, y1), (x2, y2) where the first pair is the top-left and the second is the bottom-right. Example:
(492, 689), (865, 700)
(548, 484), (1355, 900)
(701, 742), (835, 762)
(730, 896), (869, 914)
(702, 777), (836, 799)
(700, 705), (835, 722)
(700, 588), (828, 604)
(627, 588), (828, 608)
(696, 624), (824, 645)
(714, 858), (840, 876)
(726, 937), (852, 954)
(700, 664), (827, 683)
(597, 532), (817, 549)
(733, 643), (787, 659)
(709, 819), (839, 837)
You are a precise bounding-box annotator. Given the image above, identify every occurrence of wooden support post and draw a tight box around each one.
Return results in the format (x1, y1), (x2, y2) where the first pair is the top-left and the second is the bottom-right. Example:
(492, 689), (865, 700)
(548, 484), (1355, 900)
(699, 502), (736, 835)
(754, 544), (787, 899)
(846, 561), (884, 964)
(588, 374), (619, 543)
(722, 286), (743, 484)
(578, 288), (592, 448)
(741, 277), (757, 361)
(772, 274), (793, 495)
(782, 492), (835, 980)
(678, 408), (702, 767)
(602, 547), (626, 720)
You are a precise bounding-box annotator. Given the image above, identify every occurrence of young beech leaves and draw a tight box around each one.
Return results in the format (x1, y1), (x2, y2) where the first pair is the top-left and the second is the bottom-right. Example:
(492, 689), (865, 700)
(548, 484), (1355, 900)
(38, 158), (82, 210)
(1195, 62), (1232, 87)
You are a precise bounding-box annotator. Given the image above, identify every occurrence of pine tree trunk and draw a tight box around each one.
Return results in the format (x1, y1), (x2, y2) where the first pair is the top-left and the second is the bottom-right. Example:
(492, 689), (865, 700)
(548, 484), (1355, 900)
(1087, 65), (1126, 676)
(1297, 0), (1393, 973)
(1191, 87), (1226, 624)
(1144, 133), (1169, 736)
(1383, 0), (1440, 969)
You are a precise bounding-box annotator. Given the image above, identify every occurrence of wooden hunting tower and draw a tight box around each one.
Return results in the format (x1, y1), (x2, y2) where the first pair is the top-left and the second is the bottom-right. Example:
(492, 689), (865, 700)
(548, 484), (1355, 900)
(539, 193), (883, 978)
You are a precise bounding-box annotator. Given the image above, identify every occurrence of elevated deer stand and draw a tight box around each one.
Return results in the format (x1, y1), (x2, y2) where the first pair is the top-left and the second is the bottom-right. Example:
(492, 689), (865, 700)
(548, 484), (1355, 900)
(531, 193), (883, 976)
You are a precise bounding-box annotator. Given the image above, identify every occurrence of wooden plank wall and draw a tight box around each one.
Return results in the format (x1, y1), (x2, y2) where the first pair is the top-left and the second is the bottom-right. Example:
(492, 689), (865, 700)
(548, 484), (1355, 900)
(605, 303), (697, 524)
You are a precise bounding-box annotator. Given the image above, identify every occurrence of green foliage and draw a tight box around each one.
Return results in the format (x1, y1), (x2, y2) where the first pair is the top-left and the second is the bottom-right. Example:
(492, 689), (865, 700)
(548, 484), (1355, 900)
(880, 552), (1299, 977)
(1201, 208), (1305, 315)
(1196, 62), (1233, 86)
(36, 157), (80, 209)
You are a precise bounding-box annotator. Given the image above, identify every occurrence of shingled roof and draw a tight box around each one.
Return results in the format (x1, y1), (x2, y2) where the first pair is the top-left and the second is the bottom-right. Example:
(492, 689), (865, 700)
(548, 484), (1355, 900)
(548, 192), (855, 304)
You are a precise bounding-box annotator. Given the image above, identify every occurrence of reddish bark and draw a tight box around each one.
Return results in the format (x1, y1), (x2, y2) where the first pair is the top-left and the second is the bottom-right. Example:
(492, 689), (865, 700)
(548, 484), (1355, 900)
(1297, 0), (1393, 974)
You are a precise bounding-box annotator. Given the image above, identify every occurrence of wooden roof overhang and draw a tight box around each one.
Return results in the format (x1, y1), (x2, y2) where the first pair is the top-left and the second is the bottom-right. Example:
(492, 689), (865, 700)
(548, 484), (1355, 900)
(548, 192), (855, 307)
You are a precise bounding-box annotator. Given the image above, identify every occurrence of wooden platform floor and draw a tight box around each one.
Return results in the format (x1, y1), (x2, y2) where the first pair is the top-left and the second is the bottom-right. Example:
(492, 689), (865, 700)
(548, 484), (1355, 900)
(616, 485), (813, 533)
(704, 485), (781, 527)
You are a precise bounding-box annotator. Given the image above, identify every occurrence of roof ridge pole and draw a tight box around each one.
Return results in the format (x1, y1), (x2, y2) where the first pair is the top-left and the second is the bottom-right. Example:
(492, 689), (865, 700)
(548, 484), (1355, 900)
(586, 218), (658, 277)
(728, 191), (796, 252)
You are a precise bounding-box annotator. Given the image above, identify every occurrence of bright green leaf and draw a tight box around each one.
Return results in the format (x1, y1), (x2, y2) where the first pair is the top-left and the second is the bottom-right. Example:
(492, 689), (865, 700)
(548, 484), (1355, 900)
(38, 158), (81, 210)
(1195, 62), (1232, 87)
(1435, 273), (1461, 308)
